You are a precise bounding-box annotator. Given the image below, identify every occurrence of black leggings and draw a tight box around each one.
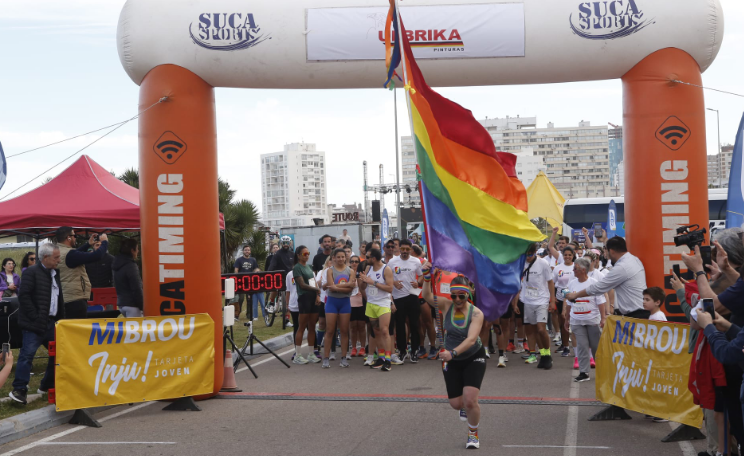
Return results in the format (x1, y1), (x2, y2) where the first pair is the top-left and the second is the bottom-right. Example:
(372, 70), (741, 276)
(394, 294), (420, 355)
(291, 311), (300, 340)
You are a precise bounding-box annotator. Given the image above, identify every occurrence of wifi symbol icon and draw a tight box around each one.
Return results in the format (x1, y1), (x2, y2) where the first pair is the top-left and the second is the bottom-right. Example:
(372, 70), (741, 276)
(655, 116), (691, 151)
(153, 131), (188, 164)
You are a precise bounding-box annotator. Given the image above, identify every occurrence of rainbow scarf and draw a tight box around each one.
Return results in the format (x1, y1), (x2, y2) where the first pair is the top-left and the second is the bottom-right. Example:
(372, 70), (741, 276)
(383, 3), (543, 320)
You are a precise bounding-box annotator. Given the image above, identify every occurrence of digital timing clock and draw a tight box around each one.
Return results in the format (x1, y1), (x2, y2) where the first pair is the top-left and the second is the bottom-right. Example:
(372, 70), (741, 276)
(220, 271), (286, 294)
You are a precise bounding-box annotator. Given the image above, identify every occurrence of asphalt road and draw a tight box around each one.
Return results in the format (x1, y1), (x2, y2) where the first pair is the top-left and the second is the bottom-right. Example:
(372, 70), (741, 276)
(0, 345), (708, 456)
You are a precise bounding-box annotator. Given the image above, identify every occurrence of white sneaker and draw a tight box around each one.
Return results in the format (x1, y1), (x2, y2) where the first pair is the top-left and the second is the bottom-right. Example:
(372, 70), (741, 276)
(485, 351), (490, 359)
(293, 354), (309, 365)
(498, 355), (506, 368)
(553, 334), (561, 342)
(329, 351), (336, 361)
(307, 353), (321, 363)
(286, 321), (293, 327)
(512, 346), (525, 354)
(345, 353), (352, 360)
(390, 354), (404, 365)
(363, 355), (374, 366)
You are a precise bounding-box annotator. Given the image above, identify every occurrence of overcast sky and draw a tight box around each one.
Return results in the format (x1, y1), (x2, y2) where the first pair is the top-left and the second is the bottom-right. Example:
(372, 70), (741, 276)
(1, 0), (743, 215)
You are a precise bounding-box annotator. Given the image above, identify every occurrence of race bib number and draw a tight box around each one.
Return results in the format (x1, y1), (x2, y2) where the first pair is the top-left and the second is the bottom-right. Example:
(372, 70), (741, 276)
(572, 300), (592, 314)
(440, 283), (450, 294)
(309, 278), (317, 288)
(526, 286), (539, 298)
(367, 286), (378, 297)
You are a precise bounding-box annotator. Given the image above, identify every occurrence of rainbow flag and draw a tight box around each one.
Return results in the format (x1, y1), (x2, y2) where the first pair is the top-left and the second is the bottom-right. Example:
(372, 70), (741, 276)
(384, 4), (543, 320)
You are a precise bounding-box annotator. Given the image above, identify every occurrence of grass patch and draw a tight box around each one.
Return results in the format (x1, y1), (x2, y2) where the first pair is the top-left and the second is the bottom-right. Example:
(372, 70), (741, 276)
(0, 396), (49, 420)
(227, 306), (292, 351)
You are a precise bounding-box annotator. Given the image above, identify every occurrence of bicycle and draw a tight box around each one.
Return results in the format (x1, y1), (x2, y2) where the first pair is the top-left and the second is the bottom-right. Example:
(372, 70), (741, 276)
(262, 292), (287, 328)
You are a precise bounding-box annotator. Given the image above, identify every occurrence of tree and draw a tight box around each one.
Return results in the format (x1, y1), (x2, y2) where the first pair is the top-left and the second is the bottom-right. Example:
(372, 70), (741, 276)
(118, 168), (139, 189)
(219, 179), (260, 272)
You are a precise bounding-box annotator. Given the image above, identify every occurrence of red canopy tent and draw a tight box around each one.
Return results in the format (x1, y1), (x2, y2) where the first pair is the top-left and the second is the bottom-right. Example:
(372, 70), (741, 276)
(0, 155), (224, 239)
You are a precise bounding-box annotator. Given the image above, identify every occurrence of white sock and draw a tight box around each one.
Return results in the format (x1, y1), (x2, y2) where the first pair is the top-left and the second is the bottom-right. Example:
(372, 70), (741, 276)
(295, 345), (302, 355)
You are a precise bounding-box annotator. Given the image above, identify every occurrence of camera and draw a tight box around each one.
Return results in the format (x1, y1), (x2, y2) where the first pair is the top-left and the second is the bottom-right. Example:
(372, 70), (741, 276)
(673, 224), (707, 249)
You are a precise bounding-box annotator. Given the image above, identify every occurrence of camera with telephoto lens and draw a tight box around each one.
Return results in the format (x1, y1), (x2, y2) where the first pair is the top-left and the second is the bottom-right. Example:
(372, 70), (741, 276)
(673, 224), (707, 249)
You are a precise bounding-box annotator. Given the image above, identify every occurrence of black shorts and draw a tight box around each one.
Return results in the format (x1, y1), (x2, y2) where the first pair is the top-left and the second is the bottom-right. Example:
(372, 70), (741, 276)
(318, 300), (326, 318)
(298, 293), (319, 315)
(351, 304), (367, 322)
(505, 300), (525, 320)
(555, 299), (564, 314)
(443, 346), (487, 399)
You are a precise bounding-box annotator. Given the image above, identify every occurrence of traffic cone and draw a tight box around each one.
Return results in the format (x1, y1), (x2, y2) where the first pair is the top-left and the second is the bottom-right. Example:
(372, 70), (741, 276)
(220, 349), (242, 392)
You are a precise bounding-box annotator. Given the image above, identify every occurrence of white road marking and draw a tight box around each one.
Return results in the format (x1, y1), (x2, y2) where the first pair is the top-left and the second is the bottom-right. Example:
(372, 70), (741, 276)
(0, 402), (153, 456)
(504, 445), (610, 449)
(669, 422), (696, 456)
(564, 365), (581, 456)
(235, 343), (305, 373)
(39, 442), (175, 445)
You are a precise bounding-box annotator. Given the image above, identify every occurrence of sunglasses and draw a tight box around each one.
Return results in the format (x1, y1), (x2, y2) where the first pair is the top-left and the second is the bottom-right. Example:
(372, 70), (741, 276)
(450, 293), (469, 300)
(28, 257), (36, 261)
(350, 260), (360, 263)
(302, 252), (310, 257)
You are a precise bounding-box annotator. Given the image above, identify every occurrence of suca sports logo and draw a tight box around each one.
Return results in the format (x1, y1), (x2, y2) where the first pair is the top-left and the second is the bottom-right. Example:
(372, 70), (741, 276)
(379, 28), (464, 53)
(569, 1), (655, 40)
(190, 13), (271, 51)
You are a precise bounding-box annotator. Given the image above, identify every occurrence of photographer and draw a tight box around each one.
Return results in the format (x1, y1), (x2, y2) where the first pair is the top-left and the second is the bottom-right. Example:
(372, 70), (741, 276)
(55, 227), (109, 319)
(565, 236), (648, 318)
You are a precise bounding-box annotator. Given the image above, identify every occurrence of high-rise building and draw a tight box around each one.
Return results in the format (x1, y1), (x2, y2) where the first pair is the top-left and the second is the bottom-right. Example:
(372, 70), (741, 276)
(260, 143), (328, 230)
(708, 144), (734, 188)
(401, 136), (419, 206)
(608, 126), (623, 189)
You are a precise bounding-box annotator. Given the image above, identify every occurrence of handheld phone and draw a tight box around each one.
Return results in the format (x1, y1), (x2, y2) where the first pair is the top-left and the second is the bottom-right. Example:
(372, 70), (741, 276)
(2, 343), (9, 355)
(699, 246), (712, 268)
(593, 223), (603, 238)
(93, 234), (99, 241)
(701, 298), (715, 319)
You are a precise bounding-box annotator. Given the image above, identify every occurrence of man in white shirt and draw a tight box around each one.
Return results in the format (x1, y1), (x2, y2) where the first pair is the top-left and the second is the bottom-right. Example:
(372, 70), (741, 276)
(566, 237), (649, 319)
(513, 244), (555, 369)
(338, 229), (352, 244)
(547, 226), (569, 269)
(388, 240), (424, 363)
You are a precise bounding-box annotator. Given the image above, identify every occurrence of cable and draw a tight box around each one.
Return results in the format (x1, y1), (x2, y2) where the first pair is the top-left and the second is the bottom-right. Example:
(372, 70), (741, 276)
(6, 96), (168, 159)
(670, 79), (744, 98)
(0, 97), (167, 201)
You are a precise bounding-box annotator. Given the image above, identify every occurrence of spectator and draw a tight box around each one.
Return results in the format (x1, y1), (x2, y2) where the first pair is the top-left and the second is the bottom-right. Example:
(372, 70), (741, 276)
(55, 227), (109, 319)
(313, 235), (333, 273)
(113, 238), (144, 317)
(264, 242), (279, 272)
(9, 244), (64, 405)
(233, 245), (258, 319)
(267, 236), (295, 314)
(85, 236), (114, 289)
(0, 258), (20, 298)
(566, 236), (648, 319)
(643, 287), (667, 321)
(338, 229), (352, 244)
(20, 252), (36, 272)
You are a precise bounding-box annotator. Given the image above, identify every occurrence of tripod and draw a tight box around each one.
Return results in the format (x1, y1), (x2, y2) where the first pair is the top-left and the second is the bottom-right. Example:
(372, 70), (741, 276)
(235, 299), (290, 370)
(224, 324), (257, 378)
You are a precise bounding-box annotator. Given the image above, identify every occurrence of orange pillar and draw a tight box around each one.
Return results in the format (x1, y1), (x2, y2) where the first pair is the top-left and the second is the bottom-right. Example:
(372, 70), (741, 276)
(622, 48), (709, 320)
(138, 64), (223, 395)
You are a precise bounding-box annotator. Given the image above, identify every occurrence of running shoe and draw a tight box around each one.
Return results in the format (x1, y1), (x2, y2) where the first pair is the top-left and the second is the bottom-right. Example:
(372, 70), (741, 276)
(522, 341), (529, 351)
(428, 347), (439, 360)
(402, 352), (411, 362)
(329, 351), (337, 361)
(497, 356), (506, 368)
(307, 353), (321, 363)
(465, 432), (480, 449)
(371, 358), (385, 369)
(293, 355), (309, 365)
(363, 355), (374, 366)
(525, 354), (538, 364)
(521, 352), (532, 359)
(9, 390), (27, 405)
(359, 348), (366, 357)
(574, 373), (590, 382)
(340, 358), (350, 368)
(512, 345), (525, 354)
(346, 352), (352, 360)
(416, 346), (427, 358)
(573, 357), (579, 369)
(506, 342), (516, 352)
(459, 408), (468, 422)
(542, 355), (553, 370)
(390, 354), (404, 365)
(590, 357), (596, 368)
(381, 360), (392, 371)
(536, 356), (546, 369)
(411, 352), (419, 364)
(553, 334), (561, 342)
(561, 347), (571, 357)
(314, 350), (321, 358)
(485, 351), (490, 359)
(652, 417), (669, 423)
(555, 346), (564, 353)
(350, 348), (358, 357)
(502, 354), (508, 362)
(321, 357), (330, 368)
(286, 320), (293, 327)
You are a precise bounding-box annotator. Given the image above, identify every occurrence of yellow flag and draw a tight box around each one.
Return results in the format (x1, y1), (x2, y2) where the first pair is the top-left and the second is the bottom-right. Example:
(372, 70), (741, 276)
(526, 171), (566, 235)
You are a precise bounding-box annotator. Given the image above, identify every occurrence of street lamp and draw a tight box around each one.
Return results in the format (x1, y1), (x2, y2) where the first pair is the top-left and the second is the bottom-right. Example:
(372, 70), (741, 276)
(707, 108), (721, 187)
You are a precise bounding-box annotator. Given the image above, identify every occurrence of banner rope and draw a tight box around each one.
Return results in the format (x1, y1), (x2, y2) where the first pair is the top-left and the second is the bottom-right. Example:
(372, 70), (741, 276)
(671, 79), (744, 98)
(0, 97), (168, 201)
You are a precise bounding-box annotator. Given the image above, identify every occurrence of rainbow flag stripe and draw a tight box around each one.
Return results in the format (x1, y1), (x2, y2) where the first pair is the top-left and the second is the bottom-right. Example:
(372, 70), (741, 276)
(385, 4), (543, 320)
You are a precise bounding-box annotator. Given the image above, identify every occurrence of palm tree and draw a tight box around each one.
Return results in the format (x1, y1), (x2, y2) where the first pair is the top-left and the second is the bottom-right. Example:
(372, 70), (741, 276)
(219, 179), (260, 272)
(118, 168), (139, 189)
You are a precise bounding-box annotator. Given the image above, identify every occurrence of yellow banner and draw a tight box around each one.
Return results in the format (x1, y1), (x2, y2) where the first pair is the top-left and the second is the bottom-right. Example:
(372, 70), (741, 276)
(595, 315), (702, 428)
(55, 314), (214, 411)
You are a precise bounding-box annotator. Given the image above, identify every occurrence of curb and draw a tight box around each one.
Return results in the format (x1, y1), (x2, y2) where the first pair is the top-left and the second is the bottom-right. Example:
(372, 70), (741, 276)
(232, 329), (298, 360)
(0, 404), (115, 446)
